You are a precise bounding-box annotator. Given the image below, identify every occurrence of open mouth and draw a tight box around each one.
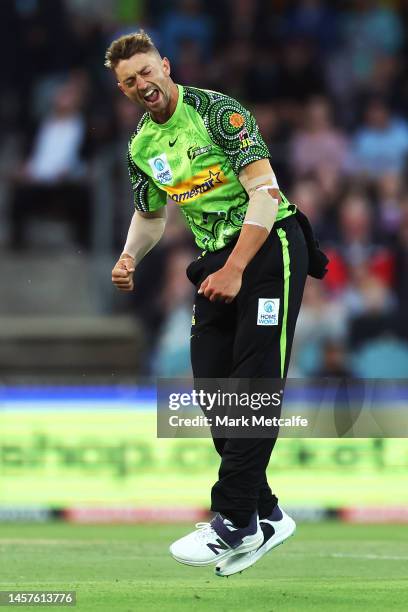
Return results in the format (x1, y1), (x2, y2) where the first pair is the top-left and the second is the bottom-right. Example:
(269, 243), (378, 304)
(143, 88), (160, 104)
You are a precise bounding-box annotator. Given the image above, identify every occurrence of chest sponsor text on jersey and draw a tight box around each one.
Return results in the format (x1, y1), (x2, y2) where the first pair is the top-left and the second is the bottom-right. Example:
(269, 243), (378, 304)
(164, 165), (228, 204)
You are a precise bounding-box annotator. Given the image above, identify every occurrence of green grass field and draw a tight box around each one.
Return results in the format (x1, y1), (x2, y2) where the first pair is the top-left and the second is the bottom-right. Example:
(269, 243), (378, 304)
(1, 522), (408, 611)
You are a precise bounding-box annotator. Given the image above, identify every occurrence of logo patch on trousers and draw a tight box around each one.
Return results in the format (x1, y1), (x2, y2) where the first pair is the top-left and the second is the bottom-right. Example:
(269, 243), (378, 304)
(257, 298), (280, 326)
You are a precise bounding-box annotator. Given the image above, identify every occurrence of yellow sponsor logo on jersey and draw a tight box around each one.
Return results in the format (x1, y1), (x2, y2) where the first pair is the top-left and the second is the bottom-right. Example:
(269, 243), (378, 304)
(164, 165), (227, 204)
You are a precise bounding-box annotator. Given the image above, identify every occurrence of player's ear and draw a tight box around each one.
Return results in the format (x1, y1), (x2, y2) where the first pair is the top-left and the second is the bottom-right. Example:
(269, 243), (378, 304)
(162, 57), (171, 77)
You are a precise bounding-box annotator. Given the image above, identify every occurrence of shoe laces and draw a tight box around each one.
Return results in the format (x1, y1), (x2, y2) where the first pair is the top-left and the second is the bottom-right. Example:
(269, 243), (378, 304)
(194, 522), (217, 541)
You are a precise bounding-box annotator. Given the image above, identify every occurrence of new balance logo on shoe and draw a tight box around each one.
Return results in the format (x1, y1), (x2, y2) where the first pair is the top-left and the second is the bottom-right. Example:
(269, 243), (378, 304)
(207, 538), (229, 555)
(169, 512), (262, 566)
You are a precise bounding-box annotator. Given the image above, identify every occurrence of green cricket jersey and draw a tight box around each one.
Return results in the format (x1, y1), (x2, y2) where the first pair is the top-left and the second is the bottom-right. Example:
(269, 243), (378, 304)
(127, 85), (295, 252)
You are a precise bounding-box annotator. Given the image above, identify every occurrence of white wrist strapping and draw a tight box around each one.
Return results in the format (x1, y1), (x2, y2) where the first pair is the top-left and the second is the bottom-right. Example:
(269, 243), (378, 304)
(123, 209), (166, 265)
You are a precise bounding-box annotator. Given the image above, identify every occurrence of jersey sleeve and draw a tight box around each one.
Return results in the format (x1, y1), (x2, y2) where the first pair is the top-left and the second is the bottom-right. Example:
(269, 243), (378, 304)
(205, 94), (270, 175)
(127, 149), (167, 212)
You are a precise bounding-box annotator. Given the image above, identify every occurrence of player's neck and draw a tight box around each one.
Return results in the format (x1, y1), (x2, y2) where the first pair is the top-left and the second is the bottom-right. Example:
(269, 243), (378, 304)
(151, 82), (179, 124)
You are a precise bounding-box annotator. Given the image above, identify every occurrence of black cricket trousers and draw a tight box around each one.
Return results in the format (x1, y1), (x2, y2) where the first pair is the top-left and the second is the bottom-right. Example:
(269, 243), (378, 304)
(186, 214), (308, 527)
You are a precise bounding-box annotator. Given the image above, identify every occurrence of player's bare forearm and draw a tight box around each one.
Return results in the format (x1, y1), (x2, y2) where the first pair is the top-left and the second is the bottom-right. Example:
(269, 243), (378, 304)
(199, 159), (279, 303)
(226, 223), (268, 273)
(198, 224), (269, 303)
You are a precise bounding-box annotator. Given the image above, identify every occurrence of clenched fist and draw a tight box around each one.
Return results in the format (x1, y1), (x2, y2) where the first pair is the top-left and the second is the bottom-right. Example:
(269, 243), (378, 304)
(112, 254), (135, 292)
(198, 262), (243, 303)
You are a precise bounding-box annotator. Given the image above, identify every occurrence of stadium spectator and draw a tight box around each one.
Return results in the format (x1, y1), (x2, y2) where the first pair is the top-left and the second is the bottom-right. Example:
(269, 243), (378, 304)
(290, 96), (351, 178)
(228, 0), (259, 40)
(281, 0), (339, 52)
(313, 338), (353, 379)
(289, 277), (347, 376)
(153, 246), (195, 376)
(159, 0), (213, 65)
(337, 192), (394, 284)
(337, 193), (374, 265)
(214, 39), (255, 101)
(9, 79), (90, 249)
(251, 103), (291, 188)
(362, 54), (401, 104)
(275, 38), (328, 109)
(352, 97), (408, 178)
(393, 198), (408, 338)
(339, 0), (404, 85)
(289, 177), (323, 228)
(375, 172), (404, 238)
(312, 164), (347, 237)
(343, 263), (396, 320)
(172, 39), (210, 87)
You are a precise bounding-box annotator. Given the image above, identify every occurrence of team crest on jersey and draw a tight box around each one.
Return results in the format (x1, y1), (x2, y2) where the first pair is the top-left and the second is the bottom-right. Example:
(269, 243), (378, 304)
(229, 112), (245, 128)
(148, 153), (173, 184)
(239, 128), (255, 151)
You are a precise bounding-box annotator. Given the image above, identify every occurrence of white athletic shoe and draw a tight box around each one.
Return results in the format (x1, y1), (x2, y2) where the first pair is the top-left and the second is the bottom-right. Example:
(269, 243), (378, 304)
(169, 512), (263, 567)
(215, 507), (296, 576)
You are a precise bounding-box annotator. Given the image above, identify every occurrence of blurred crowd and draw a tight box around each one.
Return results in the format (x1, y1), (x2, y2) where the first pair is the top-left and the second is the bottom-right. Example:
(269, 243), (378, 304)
(1, 0), (408, 377)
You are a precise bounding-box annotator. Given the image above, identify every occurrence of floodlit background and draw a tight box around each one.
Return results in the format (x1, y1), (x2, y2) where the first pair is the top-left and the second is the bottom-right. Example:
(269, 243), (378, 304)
(0, 0), (407, 522)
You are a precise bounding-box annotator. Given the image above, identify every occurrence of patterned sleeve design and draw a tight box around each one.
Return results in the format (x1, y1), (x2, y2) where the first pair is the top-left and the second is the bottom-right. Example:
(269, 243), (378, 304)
(127, 114), (167, 212)
(127, 148), (150, 212)
(184, 86), (270, 175)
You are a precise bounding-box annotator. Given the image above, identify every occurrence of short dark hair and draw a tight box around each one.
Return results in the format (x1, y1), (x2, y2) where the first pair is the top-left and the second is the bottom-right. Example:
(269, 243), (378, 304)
(104, 30), (160, 70)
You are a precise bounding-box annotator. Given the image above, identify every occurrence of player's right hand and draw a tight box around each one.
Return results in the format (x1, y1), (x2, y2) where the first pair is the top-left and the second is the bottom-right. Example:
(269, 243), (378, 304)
(112, 254), (136, 292)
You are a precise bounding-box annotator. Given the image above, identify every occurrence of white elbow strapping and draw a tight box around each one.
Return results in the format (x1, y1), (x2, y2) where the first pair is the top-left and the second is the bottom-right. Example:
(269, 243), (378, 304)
(123, 213), (166, 264)
(243, 189), (279, 233)
(243, 173), (280, 193)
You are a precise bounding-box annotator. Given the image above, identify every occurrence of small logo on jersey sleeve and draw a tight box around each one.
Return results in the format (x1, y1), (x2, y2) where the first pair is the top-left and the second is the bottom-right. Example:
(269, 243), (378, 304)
(229, 112), (245, 128)
(239, 128), (255, 151)
(257, 298), (280, 326)
(148, 153), (173, 184)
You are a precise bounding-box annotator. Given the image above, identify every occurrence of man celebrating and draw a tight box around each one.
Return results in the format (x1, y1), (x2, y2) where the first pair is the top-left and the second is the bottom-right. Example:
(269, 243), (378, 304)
(106, 30), (323, 576)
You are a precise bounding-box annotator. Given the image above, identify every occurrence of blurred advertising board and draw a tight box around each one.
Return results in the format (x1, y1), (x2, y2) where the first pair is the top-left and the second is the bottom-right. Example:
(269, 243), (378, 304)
(0, 386), (407, 509)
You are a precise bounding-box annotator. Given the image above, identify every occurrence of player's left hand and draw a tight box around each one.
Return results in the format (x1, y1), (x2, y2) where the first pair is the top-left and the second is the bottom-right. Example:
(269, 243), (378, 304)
(198, 264), (242, 303)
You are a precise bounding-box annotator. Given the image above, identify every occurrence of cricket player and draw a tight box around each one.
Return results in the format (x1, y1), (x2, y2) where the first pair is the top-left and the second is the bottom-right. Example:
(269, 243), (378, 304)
(106, 30), (327, 576)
